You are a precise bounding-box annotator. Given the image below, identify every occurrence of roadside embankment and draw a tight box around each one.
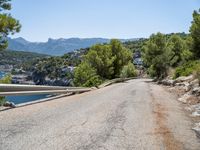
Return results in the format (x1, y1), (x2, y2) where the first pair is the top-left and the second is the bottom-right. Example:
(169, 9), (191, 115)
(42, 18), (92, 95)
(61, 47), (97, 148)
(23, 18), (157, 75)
(158, 75), (200, 137)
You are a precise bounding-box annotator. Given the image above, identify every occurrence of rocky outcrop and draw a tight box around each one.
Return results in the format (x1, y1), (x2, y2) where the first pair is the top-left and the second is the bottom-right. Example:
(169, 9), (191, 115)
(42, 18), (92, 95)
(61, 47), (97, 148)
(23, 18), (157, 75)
(160, 75), (200, 138)
(178, 93), (191, 104)
(160, 75), (199, 95)
(159, 79), (175, 86)
(193, 122), (200, 138)
(192, 87), (200, 96)
(3, 101), (16, 108)
(174, 75), (194, 83)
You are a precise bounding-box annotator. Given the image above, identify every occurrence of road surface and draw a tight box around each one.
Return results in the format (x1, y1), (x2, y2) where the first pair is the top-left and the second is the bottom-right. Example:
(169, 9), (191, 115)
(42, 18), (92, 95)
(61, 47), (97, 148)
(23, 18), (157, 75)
(0, 79), (200, 150)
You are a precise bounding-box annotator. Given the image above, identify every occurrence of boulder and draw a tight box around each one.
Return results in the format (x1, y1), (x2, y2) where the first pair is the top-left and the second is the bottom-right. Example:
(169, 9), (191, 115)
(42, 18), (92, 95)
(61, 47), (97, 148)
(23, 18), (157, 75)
(192, 122), (200, 138)
(178, 93), (192, 104)
(190, 79), (199, 89)
(3, 101), (16, 108)
(175, 75), (194, 83)
(161, 79), (175, 86)
(192, 87), (200, 96)
(174, 82), (191, 92)
(191, 104), (200, 117)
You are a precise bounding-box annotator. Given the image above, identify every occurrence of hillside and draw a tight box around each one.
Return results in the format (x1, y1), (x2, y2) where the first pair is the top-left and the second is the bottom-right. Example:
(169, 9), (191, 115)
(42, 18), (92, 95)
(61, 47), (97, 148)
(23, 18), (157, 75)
(0, 50), (48, 67)
(7, 37), (138, 56)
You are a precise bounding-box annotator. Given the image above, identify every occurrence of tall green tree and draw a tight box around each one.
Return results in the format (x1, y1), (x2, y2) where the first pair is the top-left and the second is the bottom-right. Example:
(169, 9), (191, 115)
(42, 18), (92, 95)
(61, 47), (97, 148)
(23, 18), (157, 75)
(110, 39), (132, 78)
(190, 9), (200, 58)
(85, 44), (115, 79)
(0, 0), (21, 50)
(142, 33), (170, 79)
(73, 62), (102, 87)
(167, 35), (191, 67)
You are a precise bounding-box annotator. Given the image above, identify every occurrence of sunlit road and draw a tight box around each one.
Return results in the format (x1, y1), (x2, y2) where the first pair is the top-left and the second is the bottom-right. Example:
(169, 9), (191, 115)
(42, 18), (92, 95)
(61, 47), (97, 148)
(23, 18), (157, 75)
(0, 79), (200, 150)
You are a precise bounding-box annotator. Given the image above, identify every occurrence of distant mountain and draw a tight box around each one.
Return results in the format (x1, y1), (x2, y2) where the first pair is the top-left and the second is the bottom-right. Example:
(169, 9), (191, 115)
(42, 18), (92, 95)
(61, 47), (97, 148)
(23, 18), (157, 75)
(7, 37), (138, 56)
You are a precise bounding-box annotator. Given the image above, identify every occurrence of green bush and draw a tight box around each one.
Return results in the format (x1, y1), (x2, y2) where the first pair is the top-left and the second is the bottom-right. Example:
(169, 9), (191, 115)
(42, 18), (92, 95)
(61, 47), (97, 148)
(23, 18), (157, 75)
(120, 62), (137, 78)
(74, 62), (102, 87)
(173, 60), (200, 79)
(83, 76), (102, 87)
(0, 97), (6, 106)
(147, 65), (157, 78)
(0, 74), (11, 106)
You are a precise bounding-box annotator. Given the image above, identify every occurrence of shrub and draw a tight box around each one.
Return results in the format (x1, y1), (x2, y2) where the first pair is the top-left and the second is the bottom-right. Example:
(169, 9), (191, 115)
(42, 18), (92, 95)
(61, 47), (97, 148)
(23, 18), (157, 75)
(142, 33), (170, 79)
(74, 62), (102, 87)
(0, 74), (11, 106)
(0, 97), (6, 106)
(83, 76), (102, 87)
(173, 60), (200, 79)
(120, 62), (137, 78)
(147, 65), (157, 78)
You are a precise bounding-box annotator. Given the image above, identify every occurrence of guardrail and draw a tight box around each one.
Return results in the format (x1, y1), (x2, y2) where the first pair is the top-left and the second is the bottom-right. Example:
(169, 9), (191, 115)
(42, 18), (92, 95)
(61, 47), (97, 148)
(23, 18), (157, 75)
(0, 84), (92, 96)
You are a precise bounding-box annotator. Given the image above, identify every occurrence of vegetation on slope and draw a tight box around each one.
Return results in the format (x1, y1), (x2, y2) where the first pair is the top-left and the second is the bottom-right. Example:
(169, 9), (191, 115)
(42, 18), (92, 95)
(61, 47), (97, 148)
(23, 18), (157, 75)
(74, 39), (136, 87)
(142, 9), (200, 80)
(0, 50), (48, 67)
(0, 75), (11, 106)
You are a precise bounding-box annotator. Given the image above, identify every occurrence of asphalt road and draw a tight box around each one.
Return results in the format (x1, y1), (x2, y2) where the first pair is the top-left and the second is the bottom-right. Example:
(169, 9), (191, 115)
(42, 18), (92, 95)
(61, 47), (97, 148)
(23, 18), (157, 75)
(0, 79), (200, 150)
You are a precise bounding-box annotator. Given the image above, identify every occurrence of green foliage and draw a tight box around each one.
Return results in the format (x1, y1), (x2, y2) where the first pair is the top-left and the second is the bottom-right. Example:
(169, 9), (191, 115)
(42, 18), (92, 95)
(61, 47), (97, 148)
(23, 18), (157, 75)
(190, 9), (200, 58)
(110, 39), (133, 78)
(73, 40), (133, 87)
(120, 62), (137, 78)
(32, 57), (68, 84)
(142, 33), (170, 79)
(0, 74), (11, 83)
(173, 60), (200, 79)
(142, 31), (194, 79)
(74, 62), (102, 87)
(0, 50), (47, 67)
(0, 74), (11, 106)
(85, 44), (115, 79)
(168, 35), (191, 67)
(0, 0), (21, 50)
(123, 38), (147, 53)
(0, 97), (6, 106)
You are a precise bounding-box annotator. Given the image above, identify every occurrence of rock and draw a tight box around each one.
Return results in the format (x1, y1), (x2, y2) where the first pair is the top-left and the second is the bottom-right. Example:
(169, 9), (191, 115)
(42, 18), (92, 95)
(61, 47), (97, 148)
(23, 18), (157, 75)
(191, 104), (200, 117)
(175, 75), (194, 83)
(174, 82), (191, 92)
(192, 111), (200, 117)
(175, 82), (189, 86)
(178, 93), (192, 104)
(192, 87), (200, 96)
(3, 101), (16, 108)
(161, 79), (175, 86)
(183, 82), (191, 92)
(192, 122), (200, 138)
(190, 79), (199, 89)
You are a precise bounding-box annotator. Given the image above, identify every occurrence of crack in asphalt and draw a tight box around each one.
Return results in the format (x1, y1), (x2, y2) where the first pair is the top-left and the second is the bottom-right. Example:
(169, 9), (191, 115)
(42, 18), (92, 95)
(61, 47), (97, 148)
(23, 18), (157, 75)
(76, 101), (128, 150)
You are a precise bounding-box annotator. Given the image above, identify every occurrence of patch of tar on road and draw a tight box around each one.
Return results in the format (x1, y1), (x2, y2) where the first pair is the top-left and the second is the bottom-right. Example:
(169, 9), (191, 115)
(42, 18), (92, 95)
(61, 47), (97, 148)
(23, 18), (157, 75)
(148, 84), (183, 150)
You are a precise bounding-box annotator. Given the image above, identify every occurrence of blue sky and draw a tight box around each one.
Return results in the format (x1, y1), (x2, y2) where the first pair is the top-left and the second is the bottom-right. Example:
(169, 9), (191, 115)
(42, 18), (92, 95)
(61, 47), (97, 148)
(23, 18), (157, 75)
(9, 0), (200, 42)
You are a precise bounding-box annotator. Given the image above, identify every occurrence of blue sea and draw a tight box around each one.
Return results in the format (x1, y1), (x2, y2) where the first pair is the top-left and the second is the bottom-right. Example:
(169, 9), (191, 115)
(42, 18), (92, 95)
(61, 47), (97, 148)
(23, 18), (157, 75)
(0, 71), (52, 105)
(0, 71), (6, 79)
(6, 95), (52, 105)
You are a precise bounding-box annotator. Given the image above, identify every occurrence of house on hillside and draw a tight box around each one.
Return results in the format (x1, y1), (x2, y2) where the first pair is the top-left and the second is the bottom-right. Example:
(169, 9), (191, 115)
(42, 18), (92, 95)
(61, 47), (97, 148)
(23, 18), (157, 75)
(133, 51), (143, 66)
